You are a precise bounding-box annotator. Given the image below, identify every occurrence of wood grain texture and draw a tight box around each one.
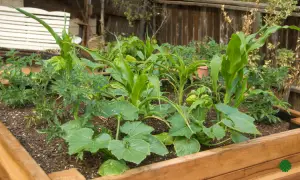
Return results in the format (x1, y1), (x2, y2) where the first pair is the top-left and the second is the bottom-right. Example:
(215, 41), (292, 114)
(209, 153), (300, 179)
(0, 121), (50, 180)
(49, 168), (86, 180)
(94, 129), (300, 180)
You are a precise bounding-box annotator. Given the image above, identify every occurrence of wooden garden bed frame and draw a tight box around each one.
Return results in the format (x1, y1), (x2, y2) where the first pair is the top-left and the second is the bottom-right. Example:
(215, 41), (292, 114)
(1, 109), (300, 180)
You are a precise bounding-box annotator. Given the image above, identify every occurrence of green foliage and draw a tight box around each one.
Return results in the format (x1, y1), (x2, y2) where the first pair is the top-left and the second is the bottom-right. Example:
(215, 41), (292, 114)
(98, 159), (129, 176)
(248, 66), (288, 90)
(174, 137), (200, 157)
(4, 12), (300, 177)
(243, 90), (289, 124)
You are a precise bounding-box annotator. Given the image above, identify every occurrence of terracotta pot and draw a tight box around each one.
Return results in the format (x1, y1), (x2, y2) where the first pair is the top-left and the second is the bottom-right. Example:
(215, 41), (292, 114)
(197, 66), (209, 79)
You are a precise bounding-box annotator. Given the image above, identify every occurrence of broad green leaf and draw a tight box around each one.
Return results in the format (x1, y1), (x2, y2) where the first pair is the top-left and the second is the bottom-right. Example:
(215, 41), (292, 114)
(144, 135), (168, 156)
(95, 100), (139, 121)
(150, 104), (176, 118)
(203, 127), (214, 139)
(168, 113), (202, 138)
(61, 120), (82, 140)
(210, 55), (222, 94)
(154, 132), (174, 145)
(66, 128), (111, 155)
(81, 58), (106, 70)
(131, 74), (148, 106)
(212, 124), (226, 140)
(216, 103), (260, 134)
(231, 131), (249, 143)
(226, 34), (242, 74)
(221, 119), (235, 129)
(248, 25), (282, 52)
(87, 133), (111, 153)
(115, 57), (134, 89)
(137, 51), (145, 60)
(148, 75), (161, 98)
(174, 137), (200, 157)
(108, 139), (150, 164)
(67, 128), (94, 155)
(120, 122), (154, 138)
(98, 159), (129, 176)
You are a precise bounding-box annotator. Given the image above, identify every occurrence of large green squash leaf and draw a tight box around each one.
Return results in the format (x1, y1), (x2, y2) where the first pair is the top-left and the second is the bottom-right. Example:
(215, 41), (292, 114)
(66, 128), (111, 155)
(144, 135), (168, 156)
(154, 132), (174, 145)
(108, 138), (150, 164)
(174, 137), (200, 156)
(98, 159), (129, 176)
(168, 113), (202, 138)
(95, 100), (139, 121)
(231, 131), (249, 143)
(120, 121), (154, 138)
(216, 103), (260, 135)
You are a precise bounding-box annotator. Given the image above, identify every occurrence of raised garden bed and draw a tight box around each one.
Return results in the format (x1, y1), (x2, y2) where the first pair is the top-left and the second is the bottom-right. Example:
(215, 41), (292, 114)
(1, 104), (300, 180)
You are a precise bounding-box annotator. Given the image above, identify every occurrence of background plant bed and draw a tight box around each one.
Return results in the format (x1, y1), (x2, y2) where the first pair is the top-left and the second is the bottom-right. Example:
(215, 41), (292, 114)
(0, 65), (110, 86)
(1, 103), (300, 179)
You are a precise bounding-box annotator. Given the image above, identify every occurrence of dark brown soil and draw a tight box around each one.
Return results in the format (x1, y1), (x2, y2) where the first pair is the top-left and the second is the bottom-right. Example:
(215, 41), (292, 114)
(0, 103), (290, 179)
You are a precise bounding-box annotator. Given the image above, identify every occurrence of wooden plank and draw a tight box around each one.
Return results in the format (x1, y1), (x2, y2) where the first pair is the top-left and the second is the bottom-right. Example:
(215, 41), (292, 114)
(209, 152), (300, 179)
(157, 1), (300, 17)
(0, 121), (50, 180)
(253, 162), (300, 180)
(49, 169), (86, 180)
(94, 129), (300, 180)
(276, 106), (300, 118)
(291, 118), (300, 125)
(291, 86), (300, 94)
(159, 0), (300, 11)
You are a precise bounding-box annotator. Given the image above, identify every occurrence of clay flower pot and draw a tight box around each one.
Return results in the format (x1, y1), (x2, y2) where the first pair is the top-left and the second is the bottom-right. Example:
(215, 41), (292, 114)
(197, 66), (209, 79)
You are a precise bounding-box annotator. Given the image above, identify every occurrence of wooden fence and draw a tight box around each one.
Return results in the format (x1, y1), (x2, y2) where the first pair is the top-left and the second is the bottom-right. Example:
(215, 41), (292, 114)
(155, 0), (300, 55)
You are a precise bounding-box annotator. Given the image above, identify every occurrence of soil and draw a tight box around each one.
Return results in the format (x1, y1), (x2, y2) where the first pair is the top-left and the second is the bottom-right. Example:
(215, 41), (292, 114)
(0, 103), (290, 179)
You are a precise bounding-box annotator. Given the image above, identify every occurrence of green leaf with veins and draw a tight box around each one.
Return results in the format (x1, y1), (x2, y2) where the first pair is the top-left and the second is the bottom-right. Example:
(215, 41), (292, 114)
(95, 100), (139, 121)
(108, 138), (150, 164)
(144, 135), (168, 156)
(150, 104), (176, 118)
(230, 131), (249, 143)
(154, 132), (174, 145)
(86, 133), (112, 153)
(168, 113), (202, 138)
(98, 159), (129, 176)
(212, 124), (226, 140)
(66, 128), (111, 155)
(174, 137), (200, 156)
(120, 121), (154, 138)
(216, 103), (260, 135)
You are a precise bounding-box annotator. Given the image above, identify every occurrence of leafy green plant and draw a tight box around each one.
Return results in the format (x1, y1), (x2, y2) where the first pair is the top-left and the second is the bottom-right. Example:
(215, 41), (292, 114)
(162, 54), (206, 105)
(243, 89), (289, 124)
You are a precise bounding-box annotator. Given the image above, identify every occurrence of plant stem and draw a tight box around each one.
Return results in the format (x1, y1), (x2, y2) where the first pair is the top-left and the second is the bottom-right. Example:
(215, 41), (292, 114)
(202, 138), (231, 147)
(178, 83), (185, 105)
(116, 116), (121, 140)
